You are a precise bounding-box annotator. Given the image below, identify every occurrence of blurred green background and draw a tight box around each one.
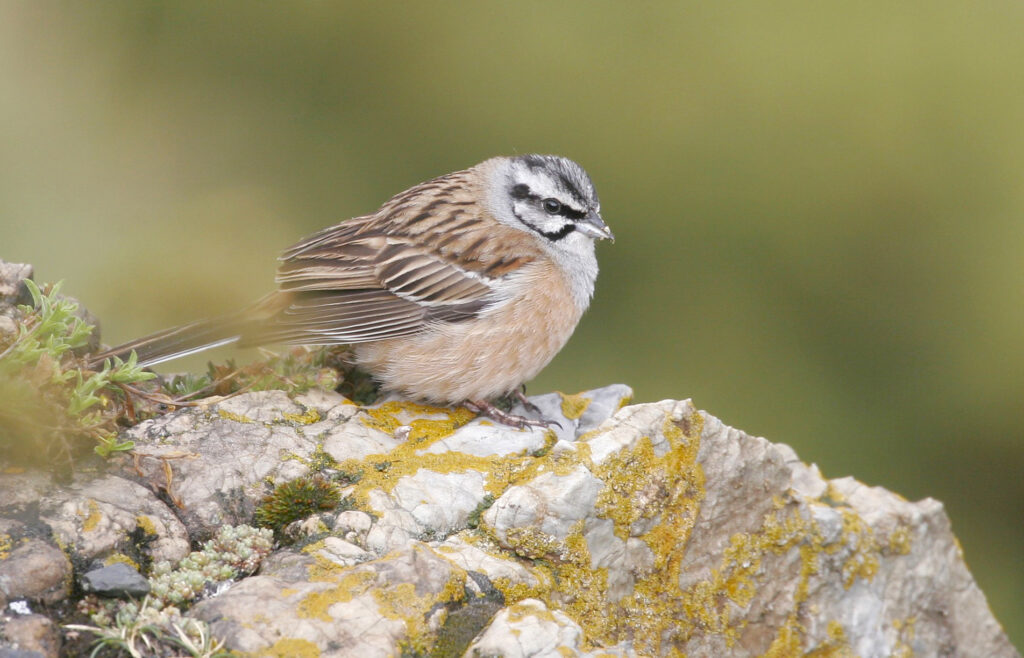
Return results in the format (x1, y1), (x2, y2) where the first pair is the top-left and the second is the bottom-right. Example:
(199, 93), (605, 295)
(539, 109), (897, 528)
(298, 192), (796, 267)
(1, 2), (1020, 644)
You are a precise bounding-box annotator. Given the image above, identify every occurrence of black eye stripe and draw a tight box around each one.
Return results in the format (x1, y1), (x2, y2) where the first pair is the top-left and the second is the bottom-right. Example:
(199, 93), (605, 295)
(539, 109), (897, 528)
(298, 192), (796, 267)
(510, 206), (577, 242)
(511, 186), (586, 220)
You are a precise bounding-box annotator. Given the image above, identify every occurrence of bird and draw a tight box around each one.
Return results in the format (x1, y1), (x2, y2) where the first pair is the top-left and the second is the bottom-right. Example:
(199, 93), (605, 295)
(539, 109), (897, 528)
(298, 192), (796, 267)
(89, 154), (613, 427)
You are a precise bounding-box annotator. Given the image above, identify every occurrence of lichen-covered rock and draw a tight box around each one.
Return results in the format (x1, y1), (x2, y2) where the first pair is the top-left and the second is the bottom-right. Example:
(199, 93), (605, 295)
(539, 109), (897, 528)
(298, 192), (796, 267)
(465, 598), (633, 657)
(125, 389), (1013, 656)
(190, 542), (477, 656)
(0, 357), (1016, 656)
(0, 471), (189, 566)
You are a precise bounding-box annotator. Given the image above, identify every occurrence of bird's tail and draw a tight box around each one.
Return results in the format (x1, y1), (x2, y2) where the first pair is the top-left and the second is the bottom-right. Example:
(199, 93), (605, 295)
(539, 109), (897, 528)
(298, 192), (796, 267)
(87, 294), (286, 369)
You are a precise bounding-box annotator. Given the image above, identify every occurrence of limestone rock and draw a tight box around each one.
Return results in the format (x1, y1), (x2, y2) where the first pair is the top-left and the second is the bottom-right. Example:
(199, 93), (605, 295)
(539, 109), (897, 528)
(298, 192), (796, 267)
(158, 391), (1016, 655)
(0, 472), (189, 565)
(190, 542), (480, 656)
(0, 323), (1016, 658)
(465, 598), (632, 658)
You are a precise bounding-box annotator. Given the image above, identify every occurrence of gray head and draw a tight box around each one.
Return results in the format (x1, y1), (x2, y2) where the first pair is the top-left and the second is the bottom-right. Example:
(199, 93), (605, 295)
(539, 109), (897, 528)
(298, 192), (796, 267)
(484, 154), (613, 248)
(483, 154), (612, 308)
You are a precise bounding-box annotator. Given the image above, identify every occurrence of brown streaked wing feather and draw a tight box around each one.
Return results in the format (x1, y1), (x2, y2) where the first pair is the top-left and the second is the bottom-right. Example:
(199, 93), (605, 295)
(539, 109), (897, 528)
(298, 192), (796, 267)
(262, 166), (547, 345)
(239, 290), (426, 346)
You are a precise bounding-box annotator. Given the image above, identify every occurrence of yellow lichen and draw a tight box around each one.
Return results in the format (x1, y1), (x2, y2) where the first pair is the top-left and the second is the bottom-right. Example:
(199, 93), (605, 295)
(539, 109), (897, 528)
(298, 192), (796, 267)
(338, 402), (548, 508)
(362, 400), (475, 439)
(0, 533), (11, 560)
(489, 408), (719, 653)
(257, 637), (322, 658)
(103, 553), (139, 569)
(283, 408), (322, 425)
(887, 524), (913, 556)
(294, 544), (468, 650)
(81, 500), (102, 532)
(891, 616), (916, 658)
(135, 514), (158, 536)
(296, 570), (376, 621)
(218, 408), (254, 424)
(763, 622), (802, 657)
(839, 509), (880, 588)
(802, 620), (857, 657)
(558, 392), (591, 420)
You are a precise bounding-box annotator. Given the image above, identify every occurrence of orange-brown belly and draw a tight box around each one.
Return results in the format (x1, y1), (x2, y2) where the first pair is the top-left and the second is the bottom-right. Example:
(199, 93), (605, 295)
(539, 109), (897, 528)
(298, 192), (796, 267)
(354, 281), (584, 403)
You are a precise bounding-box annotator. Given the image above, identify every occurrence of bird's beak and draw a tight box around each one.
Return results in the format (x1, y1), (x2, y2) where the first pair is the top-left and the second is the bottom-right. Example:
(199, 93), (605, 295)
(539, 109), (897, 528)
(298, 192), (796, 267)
(577, 211), (614, 242)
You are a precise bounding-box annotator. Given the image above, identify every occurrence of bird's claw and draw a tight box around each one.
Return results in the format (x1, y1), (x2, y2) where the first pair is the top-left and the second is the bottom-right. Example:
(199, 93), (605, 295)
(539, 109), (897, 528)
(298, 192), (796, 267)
(465, 398), (560, 430)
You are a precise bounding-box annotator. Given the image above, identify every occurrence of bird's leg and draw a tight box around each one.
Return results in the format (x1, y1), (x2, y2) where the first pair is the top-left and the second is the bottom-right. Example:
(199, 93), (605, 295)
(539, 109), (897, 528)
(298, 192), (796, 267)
(464, 399), (557, 430)
(512, 385), (543, 416)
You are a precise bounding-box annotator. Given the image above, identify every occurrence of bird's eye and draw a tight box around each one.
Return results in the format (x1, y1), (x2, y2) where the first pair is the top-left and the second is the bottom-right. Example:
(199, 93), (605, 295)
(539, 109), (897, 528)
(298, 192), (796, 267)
(542, 198), (562, 214)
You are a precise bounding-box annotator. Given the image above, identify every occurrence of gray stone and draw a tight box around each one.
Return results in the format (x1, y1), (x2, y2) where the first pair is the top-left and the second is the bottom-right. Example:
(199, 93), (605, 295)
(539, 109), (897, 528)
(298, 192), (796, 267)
(80, 562), (150, 598)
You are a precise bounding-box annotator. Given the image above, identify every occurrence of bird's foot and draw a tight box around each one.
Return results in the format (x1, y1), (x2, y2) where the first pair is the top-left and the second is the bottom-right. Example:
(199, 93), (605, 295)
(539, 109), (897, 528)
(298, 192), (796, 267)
(465, 398), (560, 430)
(511, 386), (544, 416)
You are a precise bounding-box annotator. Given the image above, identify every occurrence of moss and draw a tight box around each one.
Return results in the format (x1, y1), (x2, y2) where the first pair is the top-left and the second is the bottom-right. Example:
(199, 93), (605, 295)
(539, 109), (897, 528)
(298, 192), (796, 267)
(558, 392), (590, 420)
(466, 494), (495, 530)
(254, 476), (343, 534)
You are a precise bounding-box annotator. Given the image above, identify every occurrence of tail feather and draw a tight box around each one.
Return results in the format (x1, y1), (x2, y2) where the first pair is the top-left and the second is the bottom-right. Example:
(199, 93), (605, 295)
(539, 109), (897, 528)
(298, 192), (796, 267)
(87, 313), (254, 369)
(88, 293), (295, 369)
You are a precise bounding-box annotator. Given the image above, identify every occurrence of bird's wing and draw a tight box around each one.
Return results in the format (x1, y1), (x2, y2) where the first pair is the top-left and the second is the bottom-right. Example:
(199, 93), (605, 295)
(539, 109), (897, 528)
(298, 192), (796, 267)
(260, 202), (538, 345)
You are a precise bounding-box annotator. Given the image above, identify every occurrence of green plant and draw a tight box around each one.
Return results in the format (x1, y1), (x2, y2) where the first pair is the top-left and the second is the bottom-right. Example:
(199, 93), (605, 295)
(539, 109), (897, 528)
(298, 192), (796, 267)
(66, 611), (228, 658)
(70, 525), (273, 657)
(254, 475), (346, 534)
(0, 280), (155, 469)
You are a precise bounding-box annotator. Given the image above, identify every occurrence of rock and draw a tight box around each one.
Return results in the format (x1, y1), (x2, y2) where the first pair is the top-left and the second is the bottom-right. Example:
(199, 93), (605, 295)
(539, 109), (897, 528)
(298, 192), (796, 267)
(0, 613), (61, 658)
(0, 471), (190, 565)
(113, 390), (354, 537)
(465, 598), (632, 657)
(0, 260), (32, 307)
(80, 562), (150, 598)
(190, 542), (487, 655)
(0, 540), (71, 605)
(171, 392), (1020, 655)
